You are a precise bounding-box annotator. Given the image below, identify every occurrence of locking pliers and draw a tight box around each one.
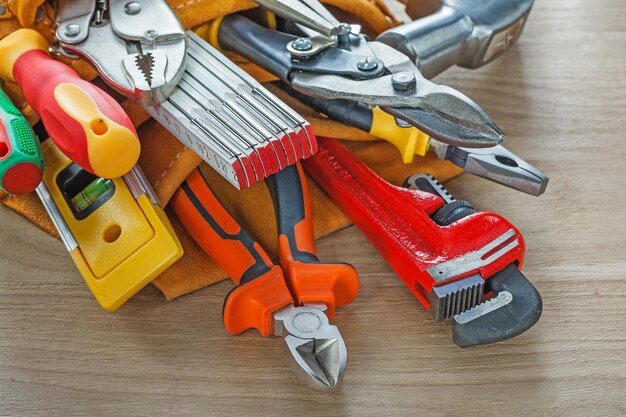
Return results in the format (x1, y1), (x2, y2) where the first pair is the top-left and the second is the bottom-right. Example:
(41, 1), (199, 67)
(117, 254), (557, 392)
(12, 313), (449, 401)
(55, 0), (187, 106)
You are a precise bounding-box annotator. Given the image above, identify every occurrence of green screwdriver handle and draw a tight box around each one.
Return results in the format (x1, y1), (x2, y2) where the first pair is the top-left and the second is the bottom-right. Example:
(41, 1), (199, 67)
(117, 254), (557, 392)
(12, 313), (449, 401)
(0, 83), (44, 195)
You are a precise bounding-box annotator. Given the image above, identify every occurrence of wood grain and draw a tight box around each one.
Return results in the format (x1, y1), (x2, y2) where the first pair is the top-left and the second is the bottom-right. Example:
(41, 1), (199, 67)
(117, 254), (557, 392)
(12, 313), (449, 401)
(1, 1), (625, 416)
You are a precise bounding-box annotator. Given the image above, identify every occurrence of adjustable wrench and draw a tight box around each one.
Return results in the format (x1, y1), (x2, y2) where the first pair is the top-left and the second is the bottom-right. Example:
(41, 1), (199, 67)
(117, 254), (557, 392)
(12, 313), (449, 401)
(378, 0), (534, 78)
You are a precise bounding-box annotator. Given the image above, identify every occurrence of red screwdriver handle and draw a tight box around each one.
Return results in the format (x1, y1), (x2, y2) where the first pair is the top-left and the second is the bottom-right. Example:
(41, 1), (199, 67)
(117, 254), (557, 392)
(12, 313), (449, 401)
(0, 29), (140, 179)
(302, 138), (524, 310)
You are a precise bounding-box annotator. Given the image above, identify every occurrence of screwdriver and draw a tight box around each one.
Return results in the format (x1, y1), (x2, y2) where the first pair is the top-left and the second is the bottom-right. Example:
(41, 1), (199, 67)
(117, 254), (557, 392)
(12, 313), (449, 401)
(0, 29), (140, 179)
(0, 82), (44, 195)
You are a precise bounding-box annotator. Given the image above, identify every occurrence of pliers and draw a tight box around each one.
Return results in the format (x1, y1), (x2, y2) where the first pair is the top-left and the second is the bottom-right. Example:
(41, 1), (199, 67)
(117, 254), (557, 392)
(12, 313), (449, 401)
(282, 86), (548, 196)
(55, 0), (187, 106)
(211, 2), (505, 149)
(171, 163), (359, 389)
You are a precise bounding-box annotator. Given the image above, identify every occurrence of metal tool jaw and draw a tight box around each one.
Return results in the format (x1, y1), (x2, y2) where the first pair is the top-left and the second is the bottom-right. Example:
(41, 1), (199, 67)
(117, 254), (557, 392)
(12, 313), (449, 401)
(428, 139), (549, 196)
(254, 0), (349, 39)
(273, 303), (347, 389)
(405, 174), (542, 347)
(378, 0), (535, 78)
(55, 0), (187, 106)
(218, 14), (505, 149)
(290, 40), (506, 148)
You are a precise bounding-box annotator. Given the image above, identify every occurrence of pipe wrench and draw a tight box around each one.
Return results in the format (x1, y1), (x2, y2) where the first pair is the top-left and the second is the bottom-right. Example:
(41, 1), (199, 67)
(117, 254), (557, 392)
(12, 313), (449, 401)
(303, 138), (542, 347)
(55, 0), (316, 190)
(213, 5), (506, 149)
(172, 164), (358, 389)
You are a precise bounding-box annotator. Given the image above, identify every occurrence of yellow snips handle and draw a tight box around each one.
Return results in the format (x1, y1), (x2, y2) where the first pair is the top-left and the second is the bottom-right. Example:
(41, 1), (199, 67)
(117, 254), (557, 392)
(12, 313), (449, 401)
(369, 107), (431, 164)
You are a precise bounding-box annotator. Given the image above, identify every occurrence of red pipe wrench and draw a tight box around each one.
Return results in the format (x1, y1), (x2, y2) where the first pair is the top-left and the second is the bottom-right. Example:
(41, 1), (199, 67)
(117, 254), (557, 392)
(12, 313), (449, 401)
(302, 138), (542, 347)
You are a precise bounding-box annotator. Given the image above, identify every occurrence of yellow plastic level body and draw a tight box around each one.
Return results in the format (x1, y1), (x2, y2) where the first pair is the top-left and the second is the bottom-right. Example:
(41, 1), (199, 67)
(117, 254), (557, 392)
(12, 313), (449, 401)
(41, 140), (183, 311)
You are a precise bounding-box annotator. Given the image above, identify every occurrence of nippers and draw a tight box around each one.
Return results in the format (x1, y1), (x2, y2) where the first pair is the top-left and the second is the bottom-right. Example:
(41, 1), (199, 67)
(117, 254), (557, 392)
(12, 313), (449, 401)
(172, 164), (358, 389)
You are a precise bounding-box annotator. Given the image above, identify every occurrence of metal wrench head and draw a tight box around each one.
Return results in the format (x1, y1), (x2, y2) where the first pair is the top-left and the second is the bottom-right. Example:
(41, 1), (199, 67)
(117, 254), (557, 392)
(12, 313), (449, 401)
(452, 263), (542, 347)
(379, 0), (534, 76)
(274, 303), (347, 389)
(439, 0), (535, 67)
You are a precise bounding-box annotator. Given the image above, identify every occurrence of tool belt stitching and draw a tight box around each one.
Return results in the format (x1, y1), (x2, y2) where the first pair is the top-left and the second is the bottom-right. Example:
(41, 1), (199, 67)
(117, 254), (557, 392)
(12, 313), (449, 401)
(155, 148), (186, 190)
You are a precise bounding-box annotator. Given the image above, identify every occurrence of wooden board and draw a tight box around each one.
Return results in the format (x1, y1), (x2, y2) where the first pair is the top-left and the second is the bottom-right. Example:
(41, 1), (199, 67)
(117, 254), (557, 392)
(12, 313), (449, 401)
(1, 1), (625, 415)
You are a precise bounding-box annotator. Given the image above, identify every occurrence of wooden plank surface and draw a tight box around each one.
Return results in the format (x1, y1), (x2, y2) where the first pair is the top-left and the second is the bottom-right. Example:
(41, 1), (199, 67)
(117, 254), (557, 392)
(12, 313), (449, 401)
(1, 1), (625, 416)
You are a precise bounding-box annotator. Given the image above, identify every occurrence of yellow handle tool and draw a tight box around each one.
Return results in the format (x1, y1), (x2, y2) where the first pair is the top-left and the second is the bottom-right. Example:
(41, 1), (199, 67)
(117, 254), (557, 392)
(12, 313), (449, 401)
(368, 106), (431, 163)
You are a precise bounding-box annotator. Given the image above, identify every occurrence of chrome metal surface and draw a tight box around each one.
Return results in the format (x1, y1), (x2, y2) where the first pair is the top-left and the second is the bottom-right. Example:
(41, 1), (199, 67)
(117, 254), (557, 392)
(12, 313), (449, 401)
(56, 0), (187, 106)
(427, 229), (519, 282)
(378, 0), (534, 78)
(454, 291), (513, 325)
(429, 140), (549, 196)
(274, 303), (347, 390)
(36, 183), (78, 252)
(427, 274), (485, 321)
(254, 0), (342, 37)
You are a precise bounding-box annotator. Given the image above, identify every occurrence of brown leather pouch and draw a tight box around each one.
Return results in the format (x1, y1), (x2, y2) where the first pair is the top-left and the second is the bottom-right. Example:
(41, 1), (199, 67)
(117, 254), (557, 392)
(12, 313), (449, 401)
(0, 0), (462, 300)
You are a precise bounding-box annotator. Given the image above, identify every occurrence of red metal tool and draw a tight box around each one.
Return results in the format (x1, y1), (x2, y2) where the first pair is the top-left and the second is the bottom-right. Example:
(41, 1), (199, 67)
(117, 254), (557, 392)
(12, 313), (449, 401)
(0, 29), (140, 179)
(302, 138), (542, 347)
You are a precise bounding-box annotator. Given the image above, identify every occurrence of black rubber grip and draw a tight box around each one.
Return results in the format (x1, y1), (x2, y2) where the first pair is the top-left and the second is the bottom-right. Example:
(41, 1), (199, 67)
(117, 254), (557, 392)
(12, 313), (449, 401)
(266, 164), (319, 263)
(282, 83), (374, 132)
(432, 200), (477, 226)
(219, 14), (295, 82)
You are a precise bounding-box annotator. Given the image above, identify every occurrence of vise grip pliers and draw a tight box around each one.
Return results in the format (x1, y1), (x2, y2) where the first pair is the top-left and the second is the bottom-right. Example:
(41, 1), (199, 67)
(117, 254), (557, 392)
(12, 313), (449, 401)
(55, 0), (187, 106)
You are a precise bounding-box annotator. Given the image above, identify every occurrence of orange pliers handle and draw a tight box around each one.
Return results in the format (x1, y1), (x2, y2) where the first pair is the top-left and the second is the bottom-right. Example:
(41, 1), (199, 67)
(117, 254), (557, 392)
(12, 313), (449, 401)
(172, 169), (291, 336)
(172, 162), (359, 335)
(267, 163), (359, 318)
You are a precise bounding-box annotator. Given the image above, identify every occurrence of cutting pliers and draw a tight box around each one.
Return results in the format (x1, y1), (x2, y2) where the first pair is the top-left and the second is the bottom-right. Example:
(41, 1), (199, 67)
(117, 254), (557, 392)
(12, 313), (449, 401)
(55, 0), (187, 106)
(172, 163), (359, 389)
(282, 87), (548, 196)
(211, 3), (505, 149)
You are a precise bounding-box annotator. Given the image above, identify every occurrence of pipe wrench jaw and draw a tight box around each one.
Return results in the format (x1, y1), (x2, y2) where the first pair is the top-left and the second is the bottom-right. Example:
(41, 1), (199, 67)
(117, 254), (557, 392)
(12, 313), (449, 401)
(274, 303), (347, 390)
(451, 263), (542, 347)
(55, 0), (187, 106)
(408, 174), (542, 346)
